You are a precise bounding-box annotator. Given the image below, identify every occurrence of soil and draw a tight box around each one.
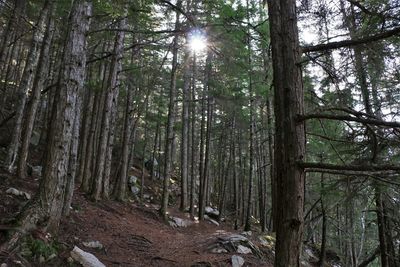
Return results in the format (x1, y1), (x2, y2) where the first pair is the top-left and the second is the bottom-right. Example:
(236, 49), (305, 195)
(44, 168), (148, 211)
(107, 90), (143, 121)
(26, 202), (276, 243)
(0, 167), (273, 267)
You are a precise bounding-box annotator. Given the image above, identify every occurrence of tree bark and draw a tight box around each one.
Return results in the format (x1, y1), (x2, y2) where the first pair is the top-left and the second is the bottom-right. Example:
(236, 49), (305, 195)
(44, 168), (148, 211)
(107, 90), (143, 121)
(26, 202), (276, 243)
(1, 0), (92, 250)
(17, 1), (54, 178)
(160, 0), (181, 220)
(180, 46), (191, 211)
(92, 14), (126, 201)
(267, 0), (306, 266)
(5, 0), (50, 173)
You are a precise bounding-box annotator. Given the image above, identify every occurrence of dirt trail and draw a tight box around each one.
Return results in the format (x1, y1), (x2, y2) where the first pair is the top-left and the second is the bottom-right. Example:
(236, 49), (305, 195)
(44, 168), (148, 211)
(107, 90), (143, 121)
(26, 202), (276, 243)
(0, 171), (271, 267)
(58, 192), (271, 267)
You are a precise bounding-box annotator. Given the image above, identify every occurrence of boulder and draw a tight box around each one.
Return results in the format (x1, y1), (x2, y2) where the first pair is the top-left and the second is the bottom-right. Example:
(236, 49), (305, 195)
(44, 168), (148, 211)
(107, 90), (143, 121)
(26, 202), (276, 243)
(204, 215), (219, 226)
(205, 206), (219, 217)
(231, 255), (244, 267)
(70, 246), (106, 267)
(169, 216), (193, 228)
(216, 234), (264, 259)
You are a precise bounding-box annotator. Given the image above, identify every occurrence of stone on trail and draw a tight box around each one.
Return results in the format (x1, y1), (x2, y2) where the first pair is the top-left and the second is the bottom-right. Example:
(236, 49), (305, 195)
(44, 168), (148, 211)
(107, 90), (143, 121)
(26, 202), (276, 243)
(6, 187), (31, 200)
(210, 247), (228, 254)
(205, 206), (219, 216)
(169, 216), (193, 228)
(237, 245), (252, 254)
(219, 234), (248, 243)
(82, 241), (103, 249)
(231, 255), (244, 267)
(204, 215), (219, 226)
(70, 246), (106, 267)
(241, 231), (252, 236)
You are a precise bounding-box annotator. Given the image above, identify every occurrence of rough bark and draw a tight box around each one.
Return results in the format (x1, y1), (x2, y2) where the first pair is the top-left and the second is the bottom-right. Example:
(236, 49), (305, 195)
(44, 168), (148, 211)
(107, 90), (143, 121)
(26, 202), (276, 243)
(198, 52), (212, 220)
(189, 57), (197, 216)
(116, 84), (133, 201)
(180, 47), (191, 211)
(5, 0), (50, 172)
(1, 0), (91, 250)
(17, 1), (54, 178)
(244, 0), (254, 231)
(92, 15), (126, 201)
(267, 0), (306, 266)
(160, 0), (181, 220)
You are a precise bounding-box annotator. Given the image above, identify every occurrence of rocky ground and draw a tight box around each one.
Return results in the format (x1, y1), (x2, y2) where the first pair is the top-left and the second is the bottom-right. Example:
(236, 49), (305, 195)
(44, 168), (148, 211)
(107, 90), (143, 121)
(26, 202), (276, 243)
(0, 166), (275, 267)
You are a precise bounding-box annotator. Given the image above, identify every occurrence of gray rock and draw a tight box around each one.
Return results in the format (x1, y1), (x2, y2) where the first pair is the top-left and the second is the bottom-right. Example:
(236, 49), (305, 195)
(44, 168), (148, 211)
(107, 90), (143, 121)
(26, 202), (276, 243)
(237, 245), (252, 254)
(70, 246), (106, 267)
(204, 215), (219, 226)
(219, 234), (248, 243)
(32, 166), (42, 177)
(6, 188), (31, 200)
(130, 186), (139, 195)
(82, 241), (103, 249)
(1, 263), (8, 267)
(211, 247), (228, 254)
(205, 206), (220, 216)
(170, 216), (193, 228)
(231, 255), (244, 267)
(168, 221), (177, 227)
(241, 231), (252, 236)
(128, 175), (138, 184)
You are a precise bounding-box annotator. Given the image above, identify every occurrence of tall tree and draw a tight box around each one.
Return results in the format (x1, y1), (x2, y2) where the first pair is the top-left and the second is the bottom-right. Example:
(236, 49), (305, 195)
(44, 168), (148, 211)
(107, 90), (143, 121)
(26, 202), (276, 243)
(2, 0), (92, 250)
(160, 0), (182, 219)
(267, 0), (306, 266)
(5, 0), (51, 173)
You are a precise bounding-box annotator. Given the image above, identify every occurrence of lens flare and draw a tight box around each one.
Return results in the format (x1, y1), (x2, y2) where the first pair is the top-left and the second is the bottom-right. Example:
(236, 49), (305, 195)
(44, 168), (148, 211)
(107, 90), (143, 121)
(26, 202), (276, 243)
(188, 31), (207, 52)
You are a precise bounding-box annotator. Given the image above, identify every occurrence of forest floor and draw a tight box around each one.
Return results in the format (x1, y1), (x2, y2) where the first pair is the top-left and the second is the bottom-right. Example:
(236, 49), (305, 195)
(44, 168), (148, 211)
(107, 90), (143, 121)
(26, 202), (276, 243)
(0, 168), (274, 267)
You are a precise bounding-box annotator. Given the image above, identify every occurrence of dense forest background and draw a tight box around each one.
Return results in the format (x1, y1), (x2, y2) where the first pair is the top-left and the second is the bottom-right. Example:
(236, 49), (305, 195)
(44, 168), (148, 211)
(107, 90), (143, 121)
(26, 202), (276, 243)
(0, 0), (400, 266)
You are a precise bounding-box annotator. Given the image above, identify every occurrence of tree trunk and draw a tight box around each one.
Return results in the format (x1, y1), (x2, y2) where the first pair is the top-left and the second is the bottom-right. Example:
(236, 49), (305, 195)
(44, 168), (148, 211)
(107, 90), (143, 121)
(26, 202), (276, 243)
(116, 84), (133, 201)
(2, 0), (91, 250)
(17, 1), (55, 178)
(189, 59), (197, 216)
(91, 14), (126, 200)
(319, 174), (327, 267)
(198, 52), (212, 220)
(244, 1), (254, 230)
(160, 0), (181, 220)
(180, 47), (191, 211)
(5, 0), (50, 173)
(267, 0), (306, 265)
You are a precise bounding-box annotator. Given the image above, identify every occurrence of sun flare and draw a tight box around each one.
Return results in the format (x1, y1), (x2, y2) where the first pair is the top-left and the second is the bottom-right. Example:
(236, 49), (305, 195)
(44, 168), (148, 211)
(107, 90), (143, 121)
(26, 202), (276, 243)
(188, 31), (207, 52)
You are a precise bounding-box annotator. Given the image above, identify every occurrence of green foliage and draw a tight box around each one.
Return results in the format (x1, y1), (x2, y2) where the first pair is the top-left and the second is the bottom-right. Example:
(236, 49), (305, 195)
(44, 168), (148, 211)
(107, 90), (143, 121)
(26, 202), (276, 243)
(21, 236), (59, 261)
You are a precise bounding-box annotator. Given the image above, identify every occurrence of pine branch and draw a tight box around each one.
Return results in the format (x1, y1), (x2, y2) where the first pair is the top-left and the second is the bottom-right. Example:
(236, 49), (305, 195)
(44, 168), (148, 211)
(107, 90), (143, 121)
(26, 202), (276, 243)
(299, 162), (400, 172)
(299, 113), (400, 128)
(302, 26), (400, 53)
